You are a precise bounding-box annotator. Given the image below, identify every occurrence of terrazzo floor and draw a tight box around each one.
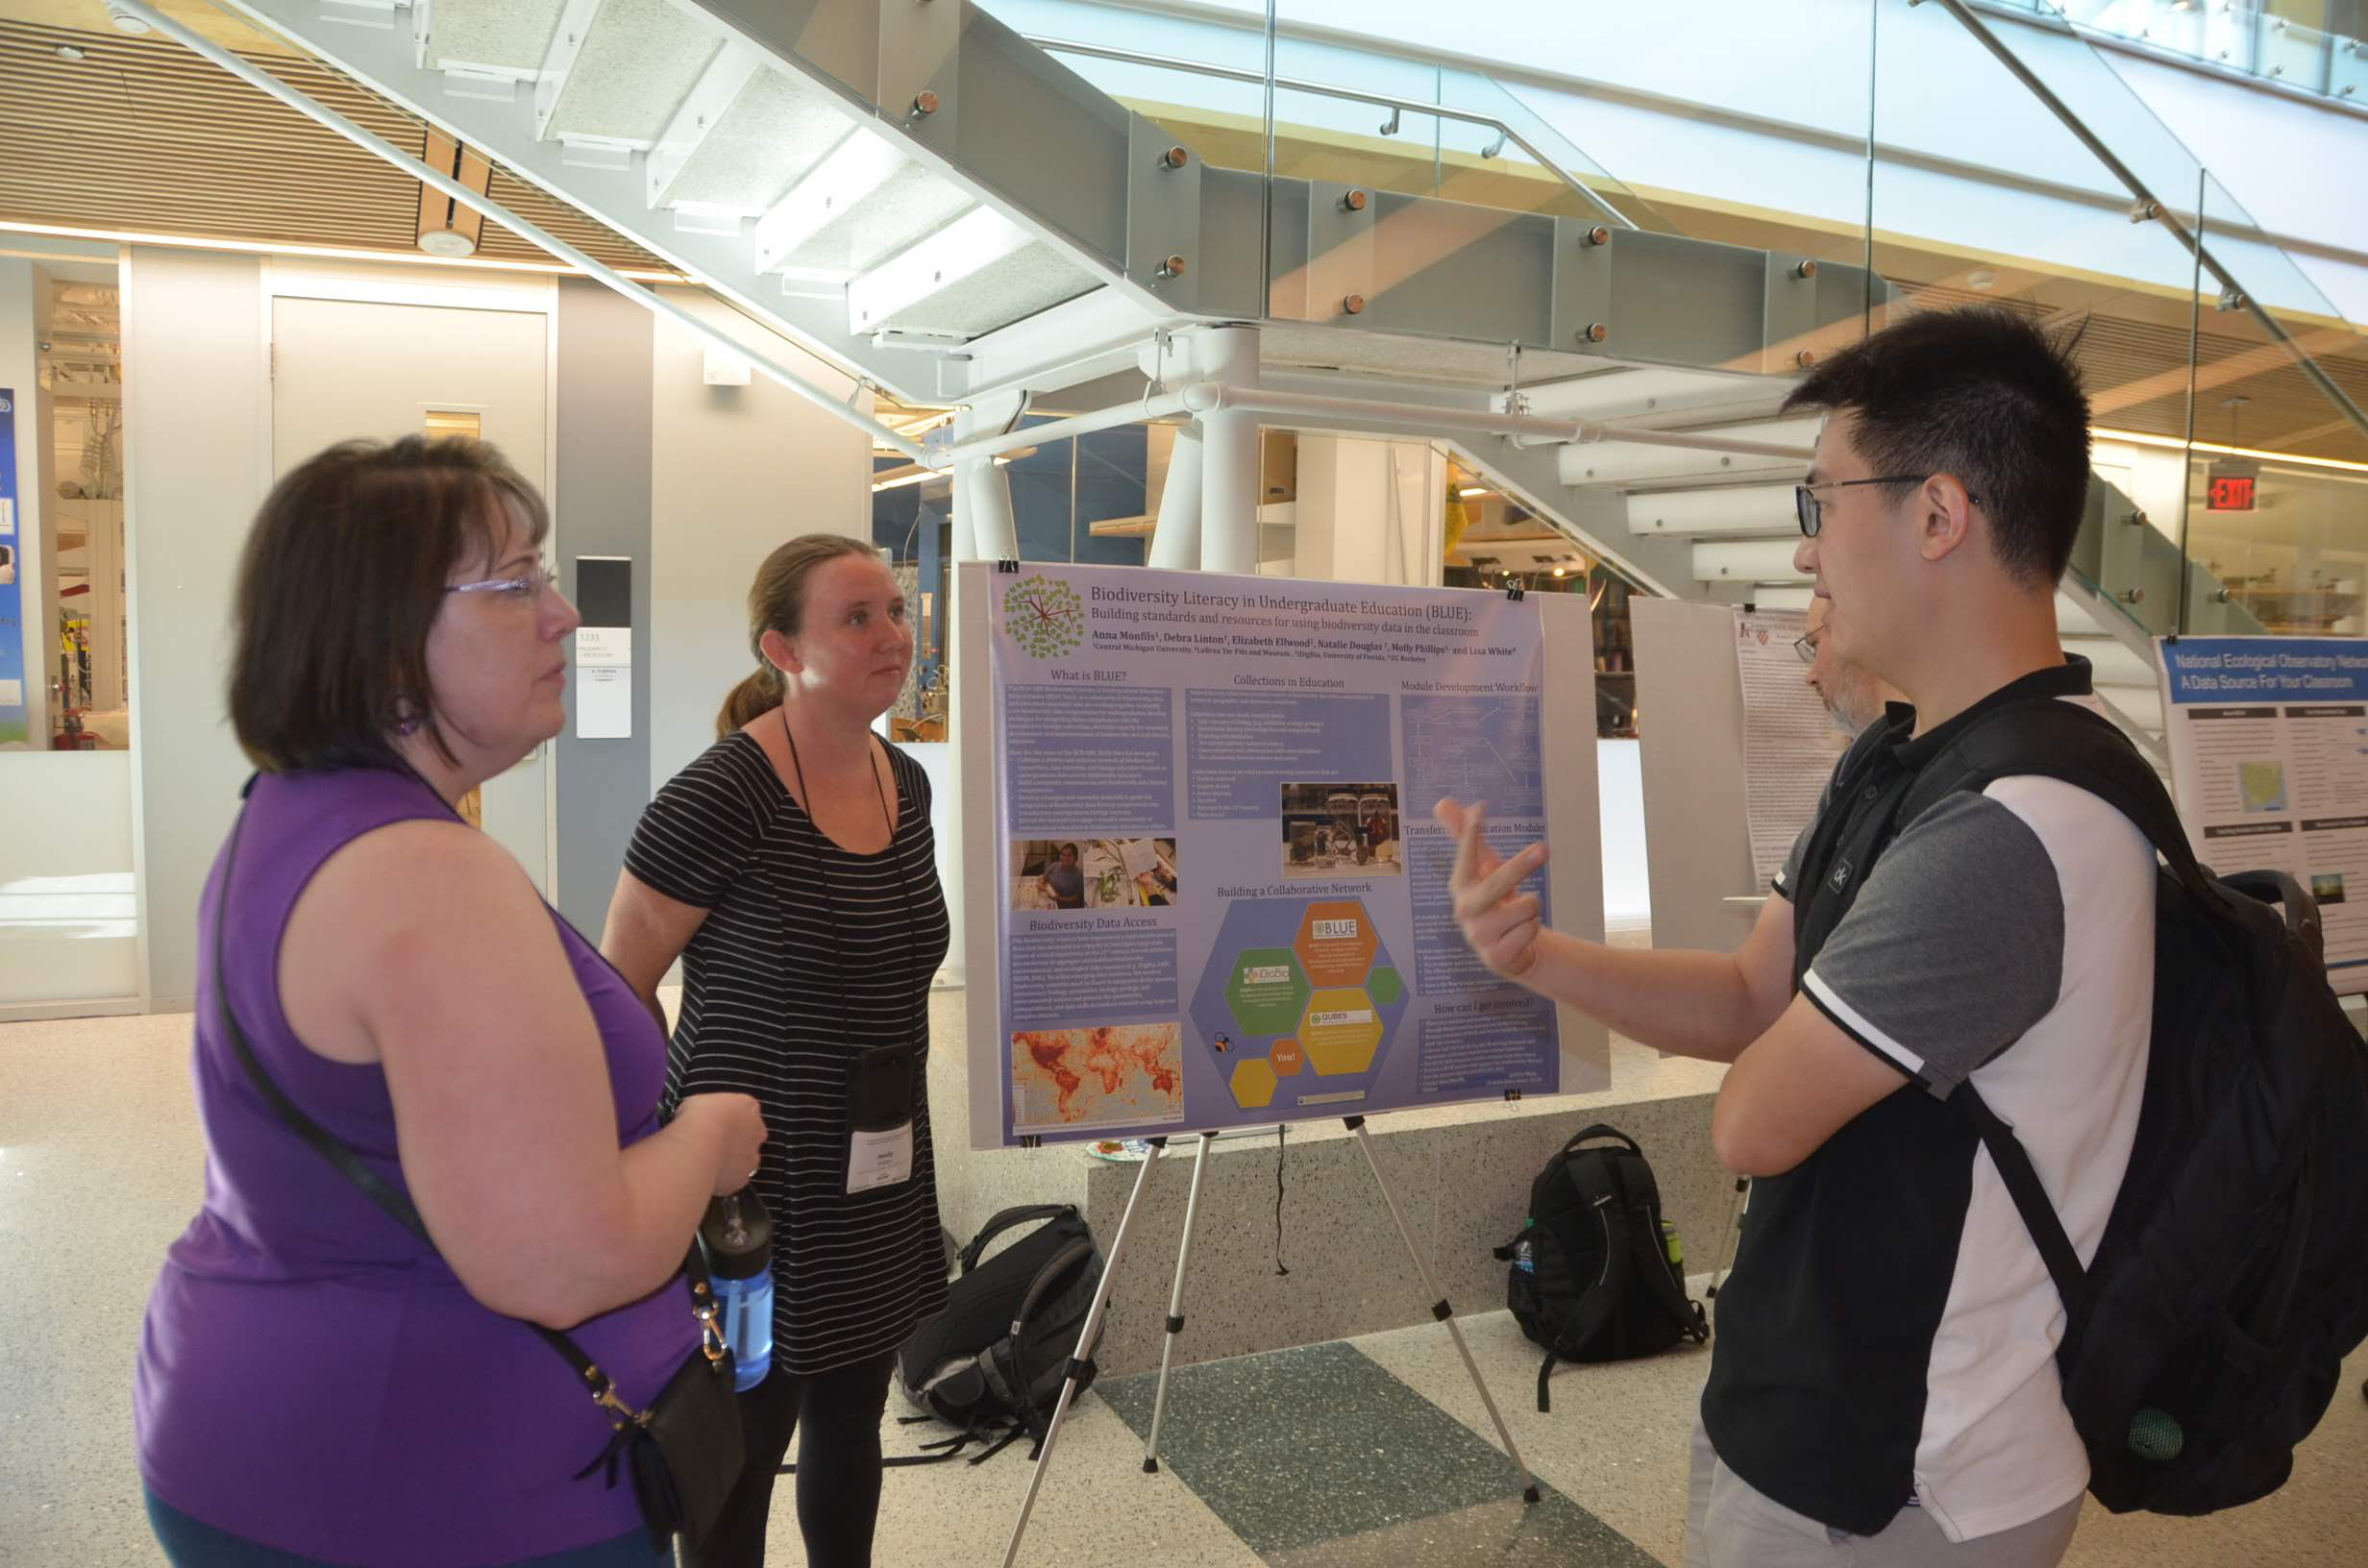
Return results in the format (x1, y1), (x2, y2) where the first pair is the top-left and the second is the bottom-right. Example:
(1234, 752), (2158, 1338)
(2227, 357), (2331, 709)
(7, 1008), (2366, 1566)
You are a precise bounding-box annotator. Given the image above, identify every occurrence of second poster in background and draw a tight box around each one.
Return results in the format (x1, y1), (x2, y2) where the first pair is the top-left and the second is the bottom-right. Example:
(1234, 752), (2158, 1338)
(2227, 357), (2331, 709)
(974, 561), (1577, 1145)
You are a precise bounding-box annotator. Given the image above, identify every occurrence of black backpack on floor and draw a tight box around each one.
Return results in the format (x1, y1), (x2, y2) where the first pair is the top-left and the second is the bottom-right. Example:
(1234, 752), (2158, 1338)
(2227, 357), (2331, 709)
(1894, 698), (2368, 1515)
(894, 1205), (1104, 1464)
(1495, 1124), (1707, 1411)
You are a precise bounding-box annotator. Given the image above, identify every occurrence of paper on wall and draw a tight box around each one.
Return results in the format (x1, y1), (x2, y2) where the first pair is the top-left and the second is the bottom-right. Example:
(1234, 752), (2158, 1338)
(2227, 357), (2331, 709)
(1735, 609), (1847, 892)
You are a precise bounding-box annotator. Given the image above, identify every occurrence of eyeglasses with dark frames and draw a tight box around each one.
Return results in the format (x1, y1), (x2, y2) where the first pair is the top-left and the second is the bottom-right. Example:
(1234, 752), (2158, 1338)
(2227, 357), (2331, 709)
(1793, 477), (1983, 537)
(1793, 625), (1822, 665)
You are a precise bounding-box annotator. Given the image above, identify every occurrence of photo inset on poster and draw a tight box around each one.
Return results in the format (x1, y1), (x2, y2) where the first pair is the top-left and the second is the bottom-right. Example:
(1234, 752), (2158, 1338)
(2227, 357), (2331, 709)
(2314, 873), (2347, 906)
(1279, 781), (1402, 878)
(1010, 838), (1178, 910)
(1010, 1024), (1185, 1133)
(2237, 760), (2290, 814)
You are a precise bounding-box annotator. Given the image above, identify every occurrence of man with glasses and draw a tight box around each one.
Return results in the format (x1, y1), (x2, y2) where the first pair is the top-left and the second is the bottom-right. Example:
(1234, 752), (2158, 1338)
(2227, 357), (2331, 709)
(1796, 598), (1898, 739)
(1442, 307), (2152, 1566)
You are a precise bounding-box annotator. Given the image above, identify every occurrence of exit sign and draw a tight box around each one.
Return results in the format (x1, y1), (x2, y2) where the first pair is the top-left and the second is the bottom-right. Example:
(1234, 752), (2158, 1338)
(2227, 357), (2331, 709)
(2208, 474), (2257, 511)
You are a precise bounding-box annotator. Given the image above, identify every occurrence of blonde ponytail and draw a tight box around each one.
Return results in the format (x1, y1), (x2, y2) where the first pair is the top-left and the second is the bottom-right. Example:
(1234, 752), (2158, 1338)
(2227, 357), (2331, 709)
(716, 665), (780, 738)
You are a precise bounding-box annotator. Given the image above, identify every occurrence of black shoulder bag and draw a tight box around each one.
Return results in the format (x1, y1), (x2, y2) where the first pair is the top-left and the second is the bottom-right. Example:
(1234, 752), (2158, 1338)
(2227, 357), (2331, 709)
(210, 792), (744, 1553)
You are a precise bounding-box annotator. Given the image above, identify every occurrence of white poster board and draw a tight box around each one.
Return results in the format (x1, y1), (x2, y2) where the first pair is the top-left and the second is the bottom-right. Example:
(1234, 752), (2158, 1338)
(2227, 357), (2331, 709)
(1633, 600), (1759, 956)
(959, 561), (1606, 1148)
(2158, 635), (2368, 993)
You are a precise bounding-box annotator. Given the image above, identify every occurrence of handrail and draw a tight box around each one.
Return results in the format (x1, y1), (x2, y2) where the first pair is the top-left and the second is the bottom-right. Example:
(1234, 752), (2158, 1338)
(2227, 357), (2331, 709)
(1929, 0), (2368, 454)
(1969, 0), (2368, 117)
(1024, 35), (1639, 231)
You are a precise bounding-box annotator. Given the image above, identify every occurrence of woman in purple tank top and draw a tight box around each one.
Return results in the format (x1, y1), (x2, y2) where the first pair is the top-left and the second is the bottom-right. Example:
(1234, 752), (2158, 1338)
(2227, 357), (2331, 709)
(134, 438), (768, 1567)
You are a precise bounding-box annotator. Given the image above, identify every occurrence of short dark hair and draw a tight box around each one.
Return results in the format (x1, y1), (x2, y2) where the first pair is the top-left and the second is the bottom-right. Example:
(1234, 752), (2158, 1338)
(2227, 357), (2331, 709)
(229, 436), (550, 773)
(1784, 306), (2091, 586)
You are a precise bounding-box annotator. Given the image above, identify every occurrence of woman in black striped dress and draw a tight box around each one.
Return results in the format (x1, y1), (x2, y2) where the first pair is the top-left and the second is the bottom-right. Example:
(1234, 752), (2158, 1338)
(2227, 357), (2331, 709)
(601, 535), (949, 1568)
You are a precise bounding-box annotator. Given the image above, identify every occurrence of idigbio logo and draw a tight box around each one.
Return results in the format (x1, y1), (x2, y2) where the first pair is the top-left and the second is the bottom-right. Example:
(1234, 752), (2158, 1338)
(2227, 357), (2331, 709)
(1002, 575), (1084, 659)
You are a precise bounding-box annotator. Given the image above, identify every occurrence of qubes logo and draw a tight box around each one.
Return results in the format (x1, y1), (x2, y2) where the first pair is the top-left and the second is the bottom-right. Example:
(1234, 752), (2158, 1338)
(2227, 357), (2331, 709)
(0, 396), (12, 413)
(1002, 574), (1085, 659)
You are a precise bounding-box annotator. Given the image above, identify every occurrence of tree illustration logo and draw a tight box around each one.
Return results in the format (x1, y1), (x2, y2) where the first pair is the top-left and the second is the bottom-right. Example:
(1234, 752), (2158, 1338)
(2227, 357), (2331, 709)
(1003, 575), (1086, 659)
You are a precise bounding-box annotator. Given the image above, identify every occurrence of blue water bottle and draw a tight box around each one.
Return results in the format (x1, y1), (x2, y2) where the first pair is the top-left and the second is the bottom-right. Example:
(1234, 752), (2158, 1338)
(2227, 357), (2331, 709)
(700, 1190), (773, 1392)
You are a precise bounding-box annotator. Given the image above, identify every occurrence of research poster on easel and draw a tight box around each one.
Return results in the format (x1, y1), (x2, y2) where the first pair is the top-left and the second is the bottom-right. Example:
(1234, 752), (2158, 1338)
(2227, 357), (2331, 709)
(958, 560), (1606, 1148)
(2158, 634), (2368, 992)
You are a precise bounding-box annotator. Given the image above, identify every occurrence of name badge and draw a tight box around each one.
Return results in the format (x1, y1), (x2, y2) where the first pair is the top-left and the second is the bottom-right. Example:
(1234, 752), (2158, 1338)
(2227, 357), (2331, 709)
(849, 1121), (915, 1193)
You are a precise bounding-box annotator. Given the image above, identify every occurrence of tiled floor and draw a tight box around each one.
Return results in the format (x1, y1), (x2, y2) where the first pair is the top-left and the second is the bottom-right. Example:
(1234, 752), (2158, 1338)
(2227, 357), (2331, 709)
(8, 1007), (2367, 1566)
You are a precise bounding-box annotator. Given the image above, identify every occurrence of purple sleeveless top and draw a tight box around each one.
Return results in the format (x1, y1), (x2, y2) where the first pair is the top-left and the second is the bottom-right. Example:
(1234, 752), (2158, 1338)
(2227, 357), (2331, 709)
(135, 768), (695, 1565)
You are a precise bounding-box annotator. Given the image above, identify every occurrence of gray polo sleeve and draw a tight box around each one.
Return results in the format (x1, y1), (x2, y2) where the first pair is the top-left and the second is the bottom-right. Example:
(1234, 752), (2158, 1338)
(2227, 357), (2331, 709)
(1797, 790), (2065, 1097)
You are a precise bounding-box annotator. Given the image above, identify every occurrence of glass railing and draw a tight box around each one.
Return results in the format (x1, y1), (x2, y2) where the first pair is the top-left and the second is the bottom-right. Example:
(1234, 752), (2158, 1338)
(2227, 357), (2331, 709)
(2007, 1), (2368, 102)
(977, 0), (2366, 639)
(1907, 0), (2368, 641)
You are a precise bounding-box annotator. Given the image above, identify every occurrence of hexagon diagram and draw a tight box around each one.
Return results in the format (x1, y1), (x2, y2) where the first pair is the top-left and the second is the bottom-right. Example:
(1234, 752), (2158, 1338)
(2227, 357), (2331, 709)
(1295, 901), (1377, 988)
(1188, 895), (1410, 1115)
(1230, 1058), (1279, 1111)
(1222, 948), (1311, 1037)
(1299, 988), (1384, 1075)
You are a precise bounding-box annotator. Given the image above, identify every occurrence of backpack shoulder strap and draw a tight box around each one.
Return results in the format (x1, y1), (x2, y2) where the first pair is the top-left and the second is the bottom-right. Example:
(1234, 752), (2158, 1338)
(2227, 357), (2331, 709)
(1898, 698), (2209, 896)
(1607, 1151), (1710, 1345)
(1958, 1087), (2090, 1323)
(1558, 1150), (1639, 1348)
(958, 1205), (1074, 1274)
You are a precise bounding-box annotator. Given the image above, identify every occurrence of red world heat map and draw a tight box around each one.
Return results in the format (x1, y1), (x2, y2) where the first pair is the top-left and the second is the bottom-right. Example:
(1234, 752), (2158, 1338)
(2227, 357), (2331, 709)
(1015, 1025), (1182, 1121)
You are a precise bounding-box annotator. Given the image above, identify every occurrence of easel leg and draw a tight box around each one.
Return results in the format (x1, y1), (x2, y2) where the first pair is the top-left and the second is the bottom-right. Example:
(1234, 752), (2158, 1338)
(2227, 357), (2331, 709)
(1001, 1136), (1167, 1568)
(1346, 1116), (1541, 1505)
(1706, 1176), (1748, 1300)
(1143, 1131), (1218, 1474)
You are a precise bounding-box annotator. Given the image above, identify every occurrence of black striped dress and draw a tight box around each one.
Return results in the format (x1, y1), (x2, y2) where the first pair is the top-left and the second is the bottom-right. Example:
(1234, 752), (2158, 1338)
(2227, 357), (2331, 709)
(625, 730), (950, 1375)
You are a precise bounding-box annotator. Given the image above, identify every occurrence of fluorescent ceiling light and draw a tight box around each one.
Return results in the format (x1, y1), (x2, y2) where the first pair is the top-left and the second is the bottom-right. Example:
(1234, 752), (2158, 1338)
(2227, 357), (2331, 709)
(1458, 486), (1492, 498)
(848, 206), (1032, 334)
(2091, 425), (2368, 476)
(0, 220), (688, 282)
(754, 129), (904, 277)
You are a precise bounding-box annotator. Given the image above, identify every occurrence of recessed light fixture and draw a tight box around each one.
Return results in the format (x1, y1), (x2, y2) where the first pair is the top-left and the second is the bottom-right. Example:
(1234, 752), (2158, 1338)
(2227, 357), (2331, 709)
(1457, 485), (1492, 499)
(55, 43), (88, 61)
(106, 2), (151, 35)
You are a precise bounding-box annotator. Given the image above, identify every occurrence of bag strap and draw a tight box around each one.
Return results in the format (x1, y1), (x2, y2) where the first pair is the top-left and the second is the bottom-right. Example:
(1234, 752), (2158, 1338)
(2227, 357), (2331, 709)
(959, 1205), (1074, 1274)
(1007, 1237), (1098, 1345)
(1557, 1151), (1637, 1351)
(210, 786), (712, 1417)
(1560, 1123), (1641, 1161)
(1606, 1152), (1710, 1345)
(1897, 697), (2208, 899)
(1957, 1087), (2089, 1326)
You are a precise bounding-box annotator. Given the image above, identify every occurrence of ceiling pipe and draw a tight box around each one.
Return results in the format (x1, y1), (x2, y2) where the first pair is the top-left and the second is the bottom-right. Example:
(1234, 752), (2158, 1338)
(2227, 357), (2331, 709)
(111, 0), (928, 462)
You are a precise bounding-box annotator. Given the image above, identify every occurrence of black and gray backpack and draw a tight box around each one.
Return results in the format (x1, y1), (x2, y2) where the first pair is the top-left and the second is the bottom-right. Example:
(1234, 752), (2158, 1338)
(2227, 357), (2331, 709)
(1495, 1124), (1708, 1411)
(894, 1205), (1104, 1463)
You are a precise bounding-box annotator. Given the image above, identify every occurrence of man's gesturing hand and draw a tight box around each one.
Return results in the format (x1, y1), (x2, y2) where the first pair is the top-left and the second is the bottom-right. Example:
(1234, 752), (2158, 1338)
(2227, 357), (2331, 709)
(1434, 797), (1550, 982)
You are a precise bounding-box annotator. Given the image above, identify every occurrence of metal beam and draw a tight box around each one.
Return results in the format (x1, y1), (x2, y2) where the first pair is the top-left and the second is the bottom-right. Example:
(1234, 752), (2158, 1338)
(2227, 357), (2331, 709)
(129, 0), (925, 459)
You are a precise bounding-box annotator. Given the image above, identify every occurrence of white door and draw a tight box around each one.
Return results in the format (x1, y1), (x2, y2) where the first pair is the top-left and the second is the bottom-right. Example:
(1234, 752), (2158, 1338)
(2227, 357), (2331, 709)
(270, 295), (554, 892)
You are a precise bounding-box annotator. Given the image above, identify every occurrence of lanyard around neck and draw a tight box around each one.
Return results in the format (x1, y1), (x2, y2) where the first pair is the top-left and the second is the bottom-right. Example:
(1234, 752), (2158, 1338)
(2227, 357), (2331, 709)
(778, 706), (923, 1029)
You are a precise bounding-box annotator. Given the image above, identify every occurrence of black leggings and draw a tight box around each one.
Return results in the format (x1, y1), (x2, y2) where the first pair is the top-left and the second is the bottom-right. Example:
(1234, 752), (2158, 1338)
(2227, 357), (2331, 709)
(682, 1352), (896, 1568)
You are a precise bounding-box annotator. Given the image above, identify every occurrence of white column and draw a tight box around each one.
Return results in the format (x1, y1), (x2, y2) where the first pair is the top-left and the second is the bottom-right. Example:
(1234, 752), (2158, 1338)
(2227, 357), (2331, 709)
(1191, 326), (1260, 576)
(950, 397), (1022, 562)
(1147, 426), (1203, 570)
